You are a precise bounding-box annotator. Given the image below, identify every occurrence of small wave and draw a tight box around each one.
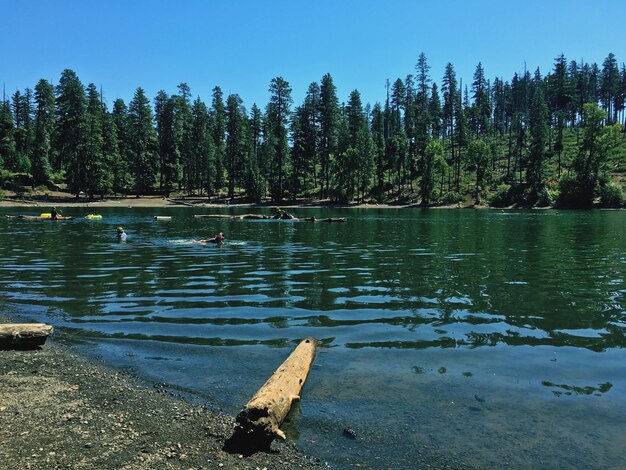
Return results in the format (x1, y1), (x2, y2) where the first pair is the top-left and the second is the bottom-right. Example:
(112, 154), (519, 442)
(169, 239), (196, 245)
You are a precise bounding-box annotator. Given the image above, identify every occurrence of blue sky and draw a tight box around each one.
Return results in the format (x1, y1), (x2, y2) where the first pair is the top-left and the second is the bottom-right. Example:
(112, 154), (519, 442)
(2, 0), (625, 110)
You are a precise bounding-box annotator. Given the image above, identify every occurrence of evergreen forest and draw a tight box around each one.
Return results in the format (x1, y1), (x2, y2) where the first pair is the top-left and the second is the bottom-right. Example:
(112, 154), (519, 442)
(1, 52), (625, 208)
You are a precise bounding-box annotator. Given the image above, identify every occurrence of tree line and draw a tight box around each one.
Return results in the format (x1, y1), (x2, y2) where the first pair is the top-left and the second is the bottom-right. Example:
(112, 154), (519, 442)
(0, 51), (625, 208)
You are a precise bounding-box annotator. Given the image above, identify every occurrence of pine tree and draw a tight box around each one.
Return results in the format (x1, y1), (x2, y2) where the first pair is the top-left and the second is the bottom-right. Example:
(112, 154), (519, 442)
(54, 69), (85, 174)
(390, 78), (405, 136)
(601, 53), (620, 124)
(589, 63), (600, 105)
(454, 84), (468, 191)
(441, 63), (458, 189)
(32, 79), (55, 187)
(176, 83), (193, 192)
(423, 141), (444, 205)
(415, 53), (431, 106)
(225, 93), (246, 199)
(0, 97), (15, 172)
(389, 78), (408, 186)
(618, 63), (626, 127)
(549, 54), (571, 177)
(319, 73), (339, 198)
(102, 106), (122, 195)
(510, 71), (530, 183)
(210, 86), (226, 195)
(370, 103), (386, 201)
(491, 77), (508, 175)
(243, 103), (264, 202)
(468, 139), (491, 204)
(154, 90), (168, 191)
(190, 97), (213, 197)
(415, 53), (432, 189)
(471, 62), (491, 137)
(11, 89), (34, 172)
(81, 83), (108, 198)
(301, 82), (321, 191)
(111, 99), (133, 194)
(337, 89), (371, 202)
(429, 83), (442, 139)
(403, 75), (416, 187)
(567, 60), (580, 126)
(128, 87), (158, 196)
(266, 77), (292, 201)
(291, 105), (306, 197)
(527, 69), (549, 201)
(154, 92), (181, 197)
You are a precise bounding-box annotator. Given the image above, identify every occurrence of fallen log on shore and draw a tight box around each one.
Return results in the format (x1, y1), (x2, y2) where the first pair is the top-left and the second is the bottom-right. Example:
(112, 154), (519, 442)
(225, 338), (317, 453)
(193, 214), (346, 222)
(165, 198), (198, 207)
(0, 323), (53, 349)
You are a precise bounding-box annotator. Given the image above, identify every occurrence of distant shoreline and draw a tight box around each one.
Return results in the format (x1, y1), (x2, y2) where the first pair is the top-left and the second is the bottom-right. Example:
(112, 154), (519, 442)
(1, 194), (621, 212)
(0, 194), (473, 210)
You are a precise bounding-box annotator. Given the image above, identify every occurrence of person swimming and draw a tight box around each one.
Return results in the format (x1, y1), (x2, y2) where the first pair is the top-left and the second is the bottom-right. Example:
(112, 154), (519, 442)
(116, 226), (128, 242)
(196, 232), (225, 244)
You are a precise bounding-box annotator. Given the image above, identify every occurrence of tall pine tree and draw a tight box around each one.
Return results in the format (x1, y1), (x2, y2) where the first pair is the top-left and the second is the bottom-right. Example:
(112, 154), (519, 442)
(54, 69), (85, 175)
(266, 77), (292, 201)
(128, 87), (158, 196)
(32, 80), (55, 187)
(319, 73), (339, 199)
(81, 83), (108, 198)
(210, 86), (226, 195)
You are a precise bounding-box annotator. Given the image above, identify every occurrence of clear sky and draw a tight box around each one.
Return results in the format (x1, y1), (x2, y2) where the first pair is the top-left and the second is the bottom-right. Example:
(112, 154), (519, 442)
(2, 0), (625, 110)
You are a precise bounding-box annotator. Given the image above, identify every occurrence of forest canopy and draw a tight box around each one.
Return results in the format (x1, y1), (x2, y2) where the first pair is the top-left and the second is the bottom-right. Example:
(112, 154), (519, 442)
(1, 52), (625, 208)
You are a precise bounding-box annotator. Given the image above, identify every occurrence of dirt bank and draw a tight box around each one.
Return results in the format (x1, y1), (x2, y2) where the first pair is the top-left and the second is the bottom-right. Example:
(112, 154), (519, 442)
(0, 314), (321, 470)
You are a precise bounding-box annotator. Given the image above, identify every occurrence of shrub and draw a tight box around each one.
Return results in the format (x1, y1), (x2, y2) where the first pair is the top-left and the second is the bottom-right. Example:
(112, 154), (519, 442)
(434, 191), (464, 205)
(600, 182), (624, 208)
(489, 184), (513, 207)
(555, 174), (593, 209)
(49, 169), (65, 183)
(536, 186), (554, 207)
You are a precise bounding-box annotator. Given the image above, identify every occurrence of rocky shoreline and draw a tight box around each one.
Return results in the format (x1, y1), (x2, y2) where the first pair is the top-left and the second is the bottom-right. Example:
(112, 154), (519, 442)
(0, 314), (322, 470)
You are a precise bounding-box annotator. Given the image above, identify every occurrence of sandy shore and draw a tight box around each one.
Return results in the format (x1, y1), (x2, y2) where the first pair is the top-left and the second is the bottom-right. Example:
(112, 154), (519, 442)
(0, 313), (321, 470)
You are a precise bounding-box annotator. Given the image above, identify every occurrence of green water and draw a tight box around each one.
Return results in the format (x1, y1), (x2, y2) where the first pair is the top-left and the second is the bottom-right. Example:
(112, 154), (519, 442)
(1, 207), (625, 468)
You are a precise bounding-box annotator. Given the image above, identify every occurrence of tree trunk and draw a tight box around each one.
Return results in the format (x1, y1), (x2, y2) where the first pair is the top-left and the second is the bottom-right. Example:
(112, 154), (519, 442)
(226, 338), (317, 451)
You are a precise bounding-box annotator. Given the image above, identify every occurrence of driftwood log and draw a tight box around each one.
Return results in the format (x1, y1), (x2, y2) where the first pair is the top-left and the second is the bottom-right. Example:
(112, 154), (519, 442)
(193, 214), (271, 220)
(154, 216), (172, 220)
(0, 323), (53, 349)
(193, 213), (346, 222)
(165, 198), (198, 207)
(225, 338), (317, 452)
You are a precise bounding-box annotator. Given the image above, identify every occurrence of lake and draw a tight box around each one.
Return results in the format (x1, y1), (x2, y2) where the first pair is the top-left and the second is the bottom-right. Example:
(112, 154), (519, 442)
(1, 206), (625, 468)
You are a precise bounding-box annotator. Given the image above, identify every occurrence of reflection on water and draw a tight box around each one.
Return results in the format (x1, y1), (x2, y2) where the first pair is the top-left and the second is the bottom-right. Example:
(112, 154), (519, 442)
(1, 207), (626, 468)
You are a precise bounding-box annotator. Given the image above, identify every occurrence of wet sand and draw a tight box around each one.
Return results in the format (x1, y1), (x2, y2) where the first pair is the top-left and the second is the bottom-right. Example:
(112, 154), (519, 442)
(0, 313), (321, 470)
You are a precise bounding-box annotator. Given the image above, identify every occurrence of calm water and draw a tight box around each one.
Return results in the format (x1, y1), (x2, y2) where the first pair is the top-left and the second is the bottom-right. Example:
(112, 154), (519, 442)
(1, 206), (625, 468)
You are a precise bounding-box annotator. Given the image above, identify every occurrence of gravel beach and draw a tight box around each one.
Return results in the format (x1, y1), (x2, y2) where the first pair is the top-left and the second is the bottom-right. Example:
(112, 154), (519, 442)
(0, 314), (322, 470)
